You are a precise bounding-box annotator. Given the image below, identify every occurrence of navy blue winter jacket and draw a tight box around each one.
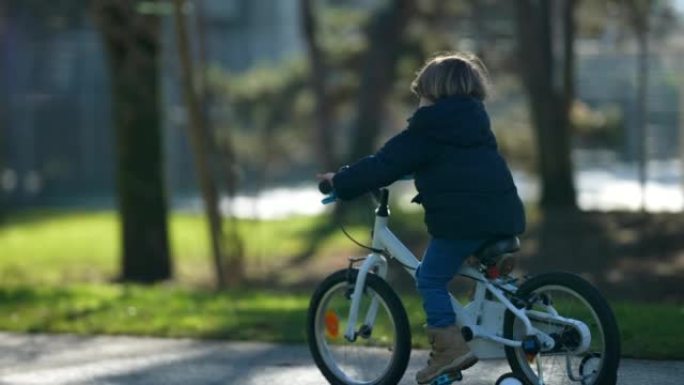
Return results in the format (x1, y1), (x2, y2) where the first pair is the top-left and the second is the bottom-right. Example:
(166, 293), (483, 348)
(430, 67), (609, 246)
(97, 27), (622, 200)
(332, 95), (526, 240)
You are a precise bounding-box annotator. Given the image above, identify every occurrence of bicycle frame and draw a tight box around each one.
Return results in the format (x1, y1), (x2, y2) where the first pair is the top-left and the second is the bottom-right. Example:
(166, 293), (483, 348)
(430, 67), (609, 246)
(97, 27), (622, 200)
(342, 202), (587, 360)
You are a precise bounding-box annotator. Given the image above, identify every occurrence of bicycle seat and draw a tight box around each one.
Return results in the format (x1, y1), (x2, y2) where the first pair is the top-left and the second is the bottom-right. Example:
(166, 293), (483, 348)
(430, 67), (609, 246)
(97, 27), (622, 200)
(474, 237), (520, 266)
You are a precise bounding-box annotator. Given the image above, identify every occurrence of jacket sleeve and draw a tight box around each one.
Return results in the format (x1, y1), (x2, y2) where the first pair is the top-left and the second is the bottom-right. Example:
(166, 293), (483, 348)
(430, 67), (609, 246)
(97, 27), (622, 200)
(332, 125), (434, 200)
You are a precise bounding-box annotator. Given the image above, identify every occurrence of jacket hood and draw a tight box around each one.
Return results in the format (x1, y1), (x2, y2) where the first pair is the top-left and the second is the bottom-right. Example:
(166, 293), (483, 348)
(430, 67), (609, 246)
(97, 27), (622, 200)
(407, 95), (495, 148)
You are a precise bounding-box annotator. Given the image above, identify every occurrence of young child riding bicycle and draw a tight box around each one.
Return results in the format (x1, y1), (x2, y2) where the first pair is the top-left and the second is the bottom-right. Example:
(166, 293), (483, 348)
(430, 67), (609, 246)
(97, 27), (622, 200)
(318, 53), (526, 384)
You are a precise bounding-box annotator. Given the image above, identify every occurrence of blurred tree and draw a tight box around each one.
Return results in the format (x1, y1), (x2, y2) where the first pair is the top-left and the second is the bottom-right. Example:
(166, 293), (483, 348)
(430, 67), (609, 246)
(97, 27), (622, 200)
(219, 1), (422, 177)
(0, 2), (5, 221)
(173, 0), (244, 288)
(625, 0), (654, 212)
(211, 59), (311, 190)
(301, 0), (337, 171)
(213, 1), (519, 190)
(595, 0), (677, 210)
(466, 0), (487, 59)
(514, 0), (578, 209)
(93, 0), (172, 282)
(349, 0), (416, 162)
(196, 0), (245, 287)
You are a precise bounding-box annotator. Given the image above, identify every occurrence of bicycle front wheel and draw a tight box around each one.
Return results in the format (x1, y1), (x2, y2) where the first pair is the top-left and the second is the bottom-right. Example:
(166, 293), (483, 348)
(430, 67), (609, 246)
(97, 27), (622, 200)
(307, 269), (411, 385)
(503, 272), (620, 385)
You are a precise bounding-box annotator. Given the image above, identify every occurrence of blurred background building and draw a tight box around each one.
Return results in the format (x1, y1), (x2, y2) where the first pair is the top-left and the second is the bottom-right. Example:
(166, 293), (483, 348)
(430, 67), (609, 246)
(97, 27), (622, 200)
(1, 0), (302, 207)
(2, 0), (684, 213)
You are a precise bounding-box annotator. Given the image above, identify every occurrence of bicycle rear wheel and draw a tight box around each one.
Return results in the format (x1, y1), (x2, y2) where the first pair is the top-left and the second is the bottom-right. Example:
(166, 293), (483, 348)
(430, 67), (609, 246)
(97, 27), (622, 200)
(503, 272), (620, 385)
(307, 269), (411, 385)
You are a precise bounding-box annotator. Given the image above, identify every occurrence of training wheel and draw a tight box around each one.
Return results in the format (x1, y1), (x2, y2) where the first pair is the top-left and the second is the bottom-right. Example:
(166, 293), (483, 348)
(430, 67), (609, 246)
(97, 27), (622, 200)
(579, 353), (601, 385)
(495, 372), (524, 385)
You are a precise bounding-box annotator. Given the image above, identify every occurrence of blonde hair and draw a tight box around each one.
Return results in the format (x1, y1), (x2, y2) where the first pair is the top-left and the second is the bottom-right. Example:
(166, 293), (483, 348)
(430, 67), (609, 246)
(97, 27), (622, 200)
(411, 53), (489, 101)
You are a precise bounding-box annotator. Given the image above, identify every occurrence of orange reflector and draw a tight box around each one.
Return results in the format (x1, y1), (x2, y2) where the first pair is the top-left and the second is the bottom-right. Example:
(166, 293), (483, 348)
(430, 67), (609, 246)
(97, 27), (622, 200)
(486, 265), (500, 279)
(498, 256), (516, 276)
(325, 310), (339, 338)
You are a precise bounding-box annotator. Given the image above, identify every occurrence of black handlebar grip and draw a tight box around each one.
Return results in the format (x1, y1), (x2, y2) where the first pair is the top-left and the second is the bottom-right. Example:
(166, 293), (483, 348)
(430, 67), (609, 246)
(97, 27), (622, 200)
(318, 179), (333, 194)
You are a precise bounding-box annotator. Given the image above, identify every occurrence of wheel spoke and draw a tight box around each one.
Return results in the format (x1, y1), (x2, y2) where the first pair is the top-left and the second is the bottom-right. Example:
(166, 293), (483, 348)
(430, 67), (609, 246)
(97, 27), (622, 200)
(503, 274), (619, 385)
(308, 270), (410, 385)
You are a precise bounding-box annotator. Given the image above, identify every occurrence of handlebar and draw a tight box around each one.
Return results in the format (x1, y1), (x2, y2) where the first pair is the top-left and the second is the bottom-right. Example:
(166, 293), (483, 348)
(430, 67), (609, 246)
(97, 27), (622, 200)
(318, 180), (333, 195)
(318, 180), (336, 205)
(317, 174), (411, 206)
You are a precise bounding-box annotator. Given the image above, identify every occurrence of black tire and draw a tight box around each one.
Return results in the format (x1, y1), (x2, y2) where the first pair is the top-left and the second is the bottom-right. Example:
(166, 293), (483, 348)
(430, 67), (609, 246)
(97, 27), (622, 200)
(307, 269), (412, 385)
(503, 272), (620, 385)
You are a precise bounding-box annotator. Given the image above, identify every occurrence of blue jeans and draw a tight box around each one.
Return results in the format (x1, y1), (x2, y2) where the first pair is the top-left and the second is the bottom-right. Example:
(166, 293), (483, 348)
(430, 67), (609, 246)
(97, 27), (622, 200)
(416, 238), (487, 328)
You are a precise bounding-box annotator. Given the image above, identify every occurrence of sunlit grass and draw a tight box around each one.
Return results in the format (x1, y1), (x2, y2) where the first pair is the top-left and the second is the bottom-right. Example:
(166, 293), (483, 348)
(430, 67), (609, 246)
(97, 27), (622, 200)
(0, 284), (310, 342)
(0, 284), (680, 359)
(0, 211), (119, 283)
(1, 210), (682, 359)
(0, 210), (372, 286)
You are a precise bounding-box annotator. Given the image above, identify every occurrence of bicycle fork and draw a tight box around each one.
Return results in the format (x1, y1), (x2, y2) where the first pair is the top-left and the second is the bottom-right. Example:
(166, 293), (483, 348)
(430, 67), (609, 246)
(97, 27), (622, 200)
(344, 253), (388, 342)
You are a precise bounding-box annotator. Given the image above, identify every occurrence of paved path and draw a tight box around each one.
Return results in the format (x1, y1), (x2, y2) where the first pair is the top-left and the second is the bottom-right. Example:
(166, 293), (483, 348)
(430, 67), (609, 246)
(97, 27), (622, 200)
(0, 333), (682, 385)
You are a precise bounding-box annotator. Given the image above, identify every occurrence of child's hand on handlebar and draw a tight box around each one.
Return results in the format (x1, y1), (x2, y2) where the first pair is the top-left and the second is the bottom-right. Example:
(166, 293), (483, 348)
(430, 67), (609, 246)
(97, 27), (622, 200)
(316, 172), (335, 195)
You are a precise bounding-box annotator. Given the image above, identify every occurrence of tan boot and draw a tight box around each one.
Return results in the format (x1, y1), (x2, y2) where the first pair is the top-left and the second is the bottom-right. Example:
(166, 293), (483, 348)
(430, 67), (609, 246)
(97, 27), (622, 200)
(415, 325), (478, 384)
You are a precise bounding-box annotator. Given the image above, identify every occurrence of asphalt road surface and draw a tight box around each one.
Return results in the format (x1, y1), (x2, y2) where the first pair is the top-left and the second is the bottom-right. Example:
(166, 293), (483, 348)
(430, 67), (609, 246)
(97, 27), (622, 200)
(1, 332), (682, 385)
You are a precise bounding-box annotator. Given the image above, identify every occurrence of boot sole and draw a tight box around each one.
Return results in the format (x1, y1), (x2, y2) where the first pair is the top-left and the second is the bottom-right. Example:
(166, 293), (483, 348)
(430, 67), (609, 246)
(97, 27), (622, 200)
(416, 354), (479, 384)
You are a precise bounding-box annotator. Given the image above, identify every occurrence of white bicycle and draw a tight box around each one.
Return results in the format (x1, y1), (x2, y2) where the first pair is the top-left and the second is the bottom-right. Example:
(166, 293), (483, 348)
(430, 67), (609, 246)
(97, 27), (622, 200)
(307, 181), (620, 385)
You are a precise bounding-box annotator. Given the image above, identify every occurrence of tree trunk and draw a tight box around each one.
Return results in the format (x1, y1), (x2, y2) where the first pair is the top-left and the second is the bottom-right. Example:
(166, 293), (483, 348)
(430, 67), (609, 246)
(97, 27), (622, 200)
(467, 0), (487, 60)
(173, 0), (244, 288)
(562, 0), (576, 119)
(679, 81), (684, 200)
(300, 0), (336, 171)
(0, 1), (6, 221)
(94, 0), (172, 282)
(194, 0), (245, 285)
(349, 0), (415, 163)
(622, 0), (653, 212)
(636, 28), (649, 212)
(631, 1), (651, 213)
(514, 0), (577, 209)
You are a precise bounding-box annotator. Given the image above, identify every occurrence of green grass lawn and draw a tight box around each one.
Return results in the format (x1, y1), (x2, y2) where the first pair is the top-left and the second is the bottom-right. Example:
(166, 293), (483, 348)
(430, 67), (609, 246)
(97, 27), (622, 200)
(1, 210), (682, 360)
(0, 283), (681, 359)
(0, 210), (373, 286)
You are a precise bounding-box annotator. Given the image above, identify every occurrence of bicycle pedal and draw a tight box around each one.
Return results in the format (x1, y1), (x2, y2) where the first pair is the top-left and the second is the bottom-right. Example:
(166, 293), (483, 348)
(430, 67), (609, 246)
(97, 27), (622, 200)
(430, 371), (463, 385)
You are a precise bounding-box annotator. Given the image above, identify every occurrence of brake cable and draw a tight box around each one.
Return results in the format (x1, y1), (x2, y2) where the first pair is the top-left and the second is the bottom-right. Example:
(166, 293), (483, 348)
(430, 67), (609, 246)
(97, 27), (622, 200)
(336, 200), (417, 271)
(339, 220), (383, 254)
